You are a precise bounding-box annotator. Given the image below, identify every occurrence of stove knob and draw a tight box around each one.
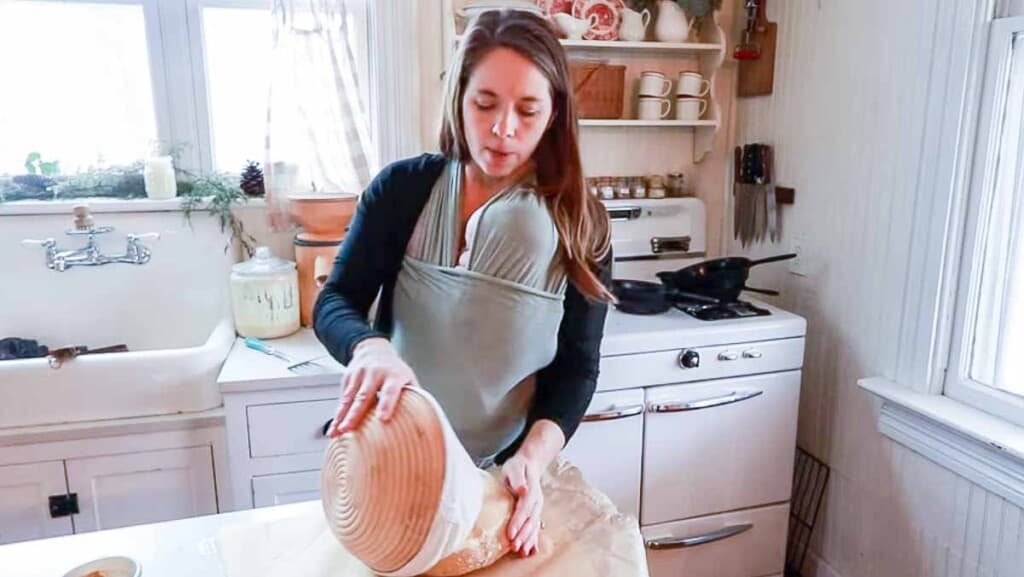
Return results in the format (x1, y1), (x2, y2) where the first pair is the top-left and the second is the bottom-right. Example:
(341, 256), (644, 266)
(678, 349), (700, 369)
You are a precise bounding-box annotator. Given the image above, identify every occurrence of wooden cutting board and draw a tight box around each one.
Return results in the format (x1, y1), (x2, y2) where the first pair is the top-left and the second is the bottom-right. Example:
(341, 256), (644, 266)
(737, 0), (777, 97)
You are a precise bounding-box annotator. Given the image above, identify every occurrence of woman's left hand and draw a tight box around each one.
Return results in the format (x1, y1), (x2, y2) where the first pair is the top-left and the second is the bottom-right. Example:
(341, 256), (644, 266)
(501, 453), (544, 557)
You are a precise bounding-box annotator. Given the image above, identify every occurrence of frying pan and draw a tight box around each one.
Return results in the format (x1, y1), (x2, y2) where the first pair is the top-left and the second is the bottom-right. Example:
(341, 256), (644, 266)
(657, 253), (796, 302)
(612, 279), (718, 315)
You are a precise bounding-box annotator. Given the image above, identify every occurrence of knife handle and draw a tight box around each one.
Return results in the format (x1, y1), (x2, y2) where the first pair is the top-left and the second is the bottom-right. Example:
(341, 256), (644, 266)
(734, 146), (743, 184)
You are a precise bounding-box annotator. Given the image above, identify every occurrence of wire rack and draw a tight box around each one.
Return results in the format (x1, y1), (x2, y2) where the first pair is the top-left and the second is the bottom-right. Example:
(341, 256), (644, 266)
(785, 446), (831, 577)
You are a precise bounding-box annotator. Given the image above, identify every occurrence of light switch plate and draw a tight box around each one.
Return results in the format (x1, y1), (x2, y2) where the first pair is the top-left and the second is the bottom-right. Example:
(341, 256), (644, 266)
(790, 234), (808, 276)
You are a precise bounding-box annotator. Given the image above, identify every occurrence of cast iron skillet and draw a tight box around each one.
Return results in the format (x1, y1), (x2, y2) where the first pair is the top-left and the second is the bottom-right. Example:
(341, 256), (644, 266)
(656, 253), (796, 302)
(612, 279), (718, 315)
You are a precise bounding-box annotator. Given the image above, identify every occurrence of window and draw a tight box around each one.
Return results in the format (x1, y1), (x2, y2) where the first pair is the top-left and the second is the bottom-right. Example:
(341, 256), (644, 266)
(201, 3), (274, 172)
(0, 1), (157, 175)
(946, 16), (1024, 426)
(0, 0), (378, 201)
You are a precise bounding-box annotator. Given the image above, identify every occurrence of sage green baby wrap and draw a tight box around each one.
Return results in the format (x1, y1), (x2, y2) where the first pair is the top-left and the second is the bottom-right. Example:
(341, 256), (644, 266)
(391, 161), (567, 465)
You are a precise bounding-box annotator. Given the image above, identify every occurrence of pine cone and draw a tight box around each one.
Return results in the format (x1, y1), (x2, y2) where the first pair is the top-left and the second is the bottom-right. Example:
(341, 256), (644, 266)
(240, 160), (265, 197)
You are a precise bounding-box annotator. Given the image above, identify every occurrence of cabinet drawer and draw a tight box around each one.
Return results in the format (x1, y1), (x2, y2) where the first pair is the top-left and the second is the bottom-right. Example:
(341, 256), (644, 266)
(598, 337), (804, 392)
(642, 503), (788, 577)
(247, 399), (336, 458)
(252, 470), (321, 508)
(561, 388), (644, 520)
(642, 371), (800, 524)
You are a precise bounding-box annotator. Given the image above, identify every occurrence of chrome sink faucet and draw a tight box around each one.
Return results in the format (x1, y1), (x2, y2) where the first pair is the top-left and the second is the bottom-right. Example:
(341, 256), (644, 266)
(21, 205), (160, 272)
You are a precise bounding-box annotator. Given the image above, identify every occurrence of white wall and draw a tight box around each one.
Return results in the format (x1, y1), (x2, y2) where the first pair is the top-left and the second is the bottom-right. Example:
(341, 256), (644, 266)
(733, 1), (1024, 576)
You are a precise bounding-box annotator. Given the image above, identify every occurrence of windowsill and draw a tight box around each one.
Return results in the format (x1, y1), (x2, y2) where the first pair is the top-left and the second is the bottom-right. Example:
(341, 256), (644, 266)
(859, 377), (1024, 508)
(0, 196), (268, 216)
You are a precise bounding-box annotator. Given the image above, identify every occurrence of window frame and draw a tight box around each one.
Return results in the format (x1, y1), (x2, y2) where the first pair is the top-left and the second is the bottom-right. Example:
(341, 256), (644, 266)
(944, 15), (1024, 427)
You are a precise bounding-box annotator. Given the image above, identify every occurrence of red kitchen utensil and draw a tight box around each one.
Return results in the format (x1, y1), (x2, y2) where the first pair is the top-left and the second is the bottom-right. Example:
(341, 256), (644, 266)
(733, 0), (762, 60)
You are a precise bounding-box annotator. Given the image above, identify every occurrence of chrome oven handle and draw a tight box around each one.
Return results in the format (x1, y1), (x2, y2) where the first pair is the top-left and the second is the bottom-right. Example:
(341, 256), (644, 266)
(606, 206), (642, 221)
(645, 523), (753, 550)
(582, 404), (645, 422)
(648, 390), (763, 413)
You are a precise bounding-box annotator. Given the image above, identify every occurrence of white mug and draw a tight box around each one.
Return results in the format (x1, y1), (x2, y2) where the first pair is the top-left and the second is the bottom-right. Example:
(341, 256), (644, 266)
(638, 71), (672, 98)
(638, 96), (672, 120)
(676, 71), (710, 97)
(674, 97), (707, 120)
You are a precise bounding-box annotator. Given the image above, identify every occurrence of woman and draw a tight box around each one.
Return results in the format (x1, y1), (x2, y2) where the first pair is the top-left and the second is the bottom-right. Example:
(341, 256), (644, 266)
(313, 9), (612, 559)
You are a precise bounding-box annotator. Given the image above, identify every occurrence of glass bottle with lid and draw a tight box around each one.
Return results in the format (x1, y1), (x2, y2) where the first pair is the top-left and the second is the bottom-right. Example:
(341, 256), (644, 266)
(230, 246), (301, 339)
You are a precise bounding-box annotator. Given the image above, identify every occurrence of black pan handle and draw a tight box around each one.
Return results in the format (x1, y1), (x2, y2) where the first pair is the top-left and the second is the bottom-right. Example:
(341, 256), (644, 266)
(668, 289), (722, 304)
(747, 253), (797, 267)
(743, 286), (780, 296)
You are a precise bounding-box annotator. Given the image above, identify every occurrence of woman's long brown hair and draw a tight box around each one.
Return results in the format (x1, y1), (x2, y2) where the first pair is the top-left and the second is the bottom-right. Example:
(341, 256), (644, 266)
(439, 9), (614, 302)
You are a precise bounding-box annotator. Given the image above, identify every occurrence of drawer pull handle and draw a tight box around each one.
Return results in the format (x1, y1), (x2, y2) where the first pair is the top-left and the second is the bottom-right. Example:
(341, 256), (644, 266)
(582, 404), (644, 422)
(648, 390), (763, 413)
(645, 523), (753, 550)
(742, 349), (763, 359)
(718, 351), (739, 361)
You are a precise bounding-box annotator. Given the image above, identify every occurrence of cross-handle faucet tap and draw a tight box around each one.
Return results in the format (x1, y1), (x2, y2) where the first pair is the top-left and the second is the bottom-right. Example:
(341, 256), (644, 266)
(21, 206), (161, 271)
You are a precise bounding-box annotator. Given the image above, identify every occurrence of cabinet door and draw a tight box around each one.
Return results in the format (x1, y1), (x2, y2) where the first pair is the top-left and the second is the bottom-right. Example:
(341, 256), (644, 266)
(561, 388), (644, 521)
(66, 446), (217, 533)
(251, 470), (320, 508)
(0, 461), (73, 544)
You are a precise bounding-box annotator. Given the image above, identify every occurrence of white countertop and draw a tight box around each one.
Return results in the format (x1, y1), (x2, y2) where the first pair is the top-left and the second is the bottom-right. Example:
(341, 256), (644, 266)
(217, 302), (806, 394)
(0, 499), (319, 577)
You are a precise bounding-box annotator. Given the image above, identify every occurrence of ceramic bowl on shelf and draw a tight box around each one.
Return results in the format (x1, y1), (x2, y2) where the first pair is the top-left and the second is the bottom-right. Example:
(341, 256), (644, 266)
(287, 193), (357, 241)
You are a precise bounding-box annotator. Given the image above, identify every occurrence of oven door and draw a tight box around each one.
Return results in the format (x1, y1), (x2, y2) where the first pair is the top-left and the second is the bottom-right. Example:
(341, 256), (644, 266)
(561, 388), (645, 520)
(641, 370), (801, 525)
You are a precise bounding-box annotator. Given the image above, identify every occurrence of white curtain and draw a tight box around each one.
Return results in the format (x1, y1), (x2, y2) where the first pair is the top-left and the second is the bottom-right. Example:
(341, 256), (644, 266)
(265, 0), (377, 217)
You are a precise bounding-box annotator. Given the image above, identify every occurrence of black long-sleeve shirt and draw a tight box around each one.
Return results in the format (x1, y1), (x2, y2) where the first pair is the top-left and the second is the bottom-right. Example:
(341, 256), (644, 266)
(312, 153), (610, 463)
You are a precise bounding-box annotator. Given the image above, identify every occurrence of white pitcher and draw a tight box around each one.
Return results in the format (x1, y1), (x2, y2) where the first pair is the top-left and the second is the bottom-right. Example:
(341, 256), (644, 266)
(552, 12), (598, 41)
(653, 0), (694, 43)
(618, 7), (651, 42)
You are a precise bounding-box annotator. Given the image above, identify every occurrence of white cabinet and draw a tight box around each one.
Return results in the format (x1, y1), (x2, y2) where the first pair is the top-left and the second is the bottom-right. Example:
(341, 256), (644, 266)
(66, 447), (218, 533)
(251, 470), (321, 508)
(0, 461), (73, 544)
(223, 385), (337, 510)
(561, 388), (644, 520)
(0, 420), (225, 545)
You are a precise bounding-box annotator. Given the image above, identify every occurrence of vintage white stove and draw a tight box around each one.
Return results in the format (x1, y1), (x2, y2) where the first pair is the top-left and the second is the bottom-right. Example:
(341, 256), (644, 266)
(560, 197), (807, 577)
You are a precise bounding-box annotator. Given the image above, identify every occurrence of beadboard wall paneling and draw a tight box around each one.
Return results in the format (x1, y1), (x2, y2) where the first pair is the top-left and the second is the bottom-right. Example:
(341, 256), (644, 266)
(732, 1), (1024, 577)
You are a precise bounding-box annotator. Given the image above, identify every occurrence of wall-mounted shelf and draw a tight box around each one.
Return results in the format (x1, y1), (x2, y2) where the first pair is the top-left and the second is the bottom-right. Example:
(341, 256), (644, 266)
(560, 39), (722, 54)
(447, 9), (727, 164)
(579, 119), (719, 128)
(454, 36), (723, 55)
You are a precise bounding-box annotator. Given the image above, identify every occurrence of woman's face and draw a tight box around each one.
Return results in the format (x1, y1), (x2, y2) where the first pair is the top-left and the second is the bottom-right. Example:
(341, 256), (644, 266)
(461, 47), (554, 179)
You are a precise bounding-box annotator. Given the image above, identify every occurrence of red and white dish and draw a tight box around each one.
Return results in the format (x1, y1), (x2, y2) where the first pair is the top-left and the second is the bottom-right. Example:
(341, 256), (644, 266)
(572, 0), (625, 41)
(535, 0), (573, 15)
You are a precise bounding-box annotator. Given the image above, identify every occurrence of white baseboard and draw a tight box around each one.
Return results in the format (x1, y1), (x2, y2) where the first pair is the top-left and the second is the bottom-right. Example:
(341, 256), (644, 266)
(802, 549), (843, 577)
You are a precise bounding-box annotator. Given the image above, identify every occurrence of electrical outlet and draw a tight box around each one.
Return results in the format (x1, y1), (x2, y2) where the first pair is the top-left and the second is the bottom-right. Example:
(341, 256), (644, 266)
(789, 234), (808, 276)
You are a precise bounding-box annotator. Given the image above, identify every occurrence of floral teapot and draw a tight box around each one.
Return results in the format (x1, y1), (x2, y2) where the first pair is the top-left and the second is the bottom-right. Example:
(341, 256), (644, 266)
(653, 0), (695, 43)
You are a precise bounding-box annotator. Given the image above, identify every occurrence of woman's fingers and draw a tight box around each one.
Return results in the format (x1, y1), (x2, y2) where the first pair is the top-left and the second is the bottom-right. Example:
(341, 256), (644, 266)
(339, 370), (385, 433)
(505, 464), (530, 541)
(329, 370), (362, 437)
(374, 375), (410, 421)
(516, 510), (542, 556)
(511, 495), (542, 554)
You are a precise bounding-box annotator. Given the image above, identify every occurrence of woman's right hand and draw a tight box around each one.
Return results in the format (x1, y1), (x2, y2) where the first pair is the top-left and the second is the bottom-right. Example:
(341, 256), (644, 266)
(327, 337), (418, 437)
